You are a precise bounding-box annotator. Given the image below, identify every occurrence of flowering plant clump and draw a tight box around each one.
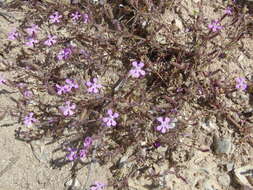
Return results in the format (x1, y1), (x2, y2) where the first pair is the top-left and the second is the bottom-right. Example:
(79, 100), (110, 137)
(3, 1), (252, 189)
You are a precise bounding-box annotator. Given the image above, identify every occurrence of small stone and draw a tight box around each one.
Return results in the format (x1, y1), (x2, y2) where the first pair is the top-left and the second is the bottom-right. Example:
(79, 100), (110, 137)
(212, 136), (233, 155)
(218, 174), (231, 187)
(64, 178), (81, 190)
(226, 163), (234, 172)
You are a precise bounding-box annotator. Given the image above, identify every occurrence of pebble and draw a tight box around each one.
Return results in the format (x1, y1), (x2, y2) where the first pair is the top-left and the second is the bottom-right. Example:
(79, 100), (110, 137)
(217, 174), (231, 187)
(212, 135), (233, 155)
(64, 178), (80, 190)
(226, 163), (234, 172)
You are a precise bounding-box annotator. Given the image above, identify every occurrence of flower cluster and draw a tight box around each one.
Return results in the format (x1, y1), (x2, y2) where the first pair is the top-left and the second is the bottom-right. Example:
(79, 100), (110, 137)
(49, 11), (89, 24)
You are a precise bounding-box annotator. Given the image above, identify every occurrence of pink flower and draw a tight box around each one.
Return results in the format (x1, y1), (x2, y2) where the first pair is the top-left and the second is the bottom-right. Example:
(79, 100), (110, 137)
(83, 136), (93, 148)
(208, 20), (222, 32)
(57, 48), (72, 60)
(44, 35), (57, 46)
(86, 78), (102, 94)
(24, 112), (37, 126)
(66, 148), (78, 161)
(82, 13), (89, 23)
(235, 77), (247, 91)
(90, 181), (106, 190)
(102, 109), (119, 127)
(59, 101), (76, 116)
(25, 38), (38, 47)
(64, 79), (79, 92)
(156, 117), (175, 133)
(56, 84), (68, 95)
(129, 61), (146, 78)
(79, 148), (88, 158)
(23, 90), (33, 98)
(225, 7), (233, 15)
(8, 30), (19, 40)
(80, 49), (90, 59)
(25, 24), (39, 36)
(49, 11), (62, 23)
(71, 11), (81, 22)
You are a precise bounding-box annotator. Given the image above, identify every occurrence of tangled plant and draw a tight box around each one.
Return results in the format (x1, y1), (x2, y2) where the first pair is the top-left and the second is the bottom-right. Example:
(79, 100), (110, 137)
(2, 0), (252, 189)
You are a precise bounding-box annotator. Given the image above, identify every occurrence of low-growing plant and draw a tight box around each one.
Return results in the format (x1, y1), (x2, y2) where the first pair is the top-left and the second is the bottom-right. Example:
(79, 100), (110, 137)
(0, 0), (252, 189)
